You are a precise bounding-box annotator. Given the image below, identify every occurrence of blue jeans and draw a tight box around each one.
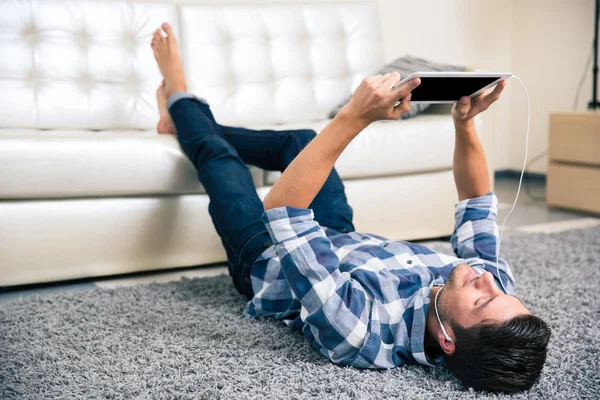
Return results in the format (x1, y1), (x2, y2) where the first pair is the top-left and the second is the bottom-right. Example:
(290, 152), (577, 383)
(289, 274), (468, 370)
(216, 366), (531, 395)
(168, 97), (355, 299)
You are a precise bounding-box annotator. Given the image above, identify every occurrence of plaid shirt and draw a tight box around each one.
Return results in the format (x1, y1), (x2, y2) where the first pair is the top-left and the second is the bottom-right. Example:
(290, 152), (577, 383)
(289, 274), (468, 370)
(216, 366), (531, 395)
(244, 192), (515, 369)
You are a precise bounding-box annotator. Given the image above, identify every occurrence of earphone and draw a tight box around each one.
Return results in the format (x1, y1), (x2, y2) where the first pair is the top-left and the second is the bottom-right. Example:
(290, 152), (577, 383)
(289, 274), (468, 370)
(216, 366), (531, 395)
(434, 76), (531, 341)
(495, 75), (530, 294)
(434, 285), (452, 342)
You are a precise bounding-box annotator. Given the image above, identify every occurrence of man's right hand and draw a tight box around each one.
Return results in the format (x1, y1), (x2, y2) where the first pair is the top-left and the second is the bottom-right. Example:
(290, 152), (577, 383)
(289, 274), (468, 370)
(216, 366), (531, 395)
(451, 80), (507, 131)
(264, 72), (419, 211)
(342, 72), (421, 127)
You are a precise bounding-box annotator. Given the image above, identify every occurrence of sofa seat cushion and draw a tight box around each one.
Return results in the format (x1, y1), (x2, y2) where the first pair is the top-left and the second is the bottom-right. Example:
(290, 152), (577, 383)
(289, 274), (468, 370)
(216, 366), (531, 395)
(255, 114), (472, 185)
(0, 129), (264, 200)
(0, 114), (476, 200)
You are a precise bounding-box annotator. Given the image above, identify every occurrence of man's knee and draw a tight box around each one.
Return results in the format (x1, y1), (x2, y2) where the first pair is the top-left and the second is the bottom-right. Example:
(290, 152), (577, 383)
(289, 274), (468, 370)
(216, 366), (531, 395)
(181, 135), (237, 169)
(278, 129), (318, 169)
(294, 129), (317, 150)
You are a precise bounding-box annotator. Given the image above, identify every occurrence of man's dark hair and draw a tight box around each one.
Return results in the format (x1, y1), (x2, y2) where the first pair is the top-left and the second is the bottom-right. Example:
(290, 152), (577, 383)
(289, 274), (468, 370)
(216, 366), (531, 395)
(445, 314), (551, 393)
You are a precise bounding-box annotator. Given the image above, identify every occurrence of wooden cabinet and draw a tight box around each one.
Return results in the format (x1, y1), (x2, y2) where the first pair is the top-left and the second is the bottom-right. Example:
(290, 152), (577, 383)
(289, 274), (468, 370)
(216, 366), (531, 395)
(547, 112), (600, 214)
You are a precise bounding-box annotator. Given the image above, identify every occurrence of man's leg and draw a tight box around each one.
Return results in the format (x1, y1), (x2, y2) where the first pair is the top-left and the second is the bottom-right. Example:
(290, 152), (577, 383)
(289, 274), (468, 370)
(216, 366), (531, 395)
(220, 125), (355, 234)
(151, 23), (269, 299)
(156, 88), (355, 234)
(169, 98), (271, 298)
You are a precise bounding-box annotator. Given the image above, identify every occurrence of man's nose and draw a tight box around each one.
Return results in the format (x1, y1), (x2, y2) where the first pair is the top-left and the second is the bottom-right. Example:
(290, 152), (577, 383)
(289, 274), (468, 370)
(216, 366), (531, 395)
(477, 271), (501, 293)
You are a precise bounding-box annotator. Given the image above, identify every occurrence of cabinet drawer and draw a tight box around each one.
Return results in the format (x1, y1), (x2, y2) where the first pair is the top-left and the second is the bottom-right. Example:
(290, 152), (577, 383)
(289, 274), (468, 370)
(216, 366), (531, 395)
(547, 162), (600, 214)
(549, 113), (600, 166)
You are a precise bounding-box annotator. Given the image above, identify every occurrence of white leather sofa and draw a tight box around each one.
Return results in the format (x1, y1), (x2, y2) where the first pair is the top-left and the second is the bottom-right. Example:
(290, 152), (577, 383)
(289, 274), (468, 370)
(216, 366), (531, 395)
(0, 0), (482, 287)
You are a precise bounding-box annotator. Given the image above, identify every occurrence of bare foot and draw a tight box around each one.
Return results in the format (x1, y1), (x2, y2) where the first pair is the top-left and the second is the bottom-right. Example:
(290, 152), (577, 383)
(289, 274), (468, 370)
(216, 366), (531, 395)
(156, 81), (176, 134)
(150, 23), (187, 98)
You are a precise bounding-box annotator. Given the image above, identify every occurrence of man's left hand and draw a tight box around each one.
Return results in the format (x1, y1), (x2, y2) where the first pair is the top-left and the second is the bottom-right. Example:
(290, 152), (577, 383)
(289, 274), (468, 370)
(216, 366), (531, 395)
(452, 80), (507, 130)
(343, 72), (421, 127)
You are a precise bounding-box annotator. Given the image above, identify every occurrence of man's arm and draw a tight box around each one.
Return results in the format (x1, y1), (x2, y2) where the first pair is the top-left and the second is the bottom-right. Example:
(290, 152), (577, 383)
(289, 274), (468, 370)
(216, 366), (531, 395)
(449, 80), (516, 293)
(263, 108), (366, 210)
(452, 121), (490, 201)
(451, 80), (507, 201)
(263, 72), (421, 211)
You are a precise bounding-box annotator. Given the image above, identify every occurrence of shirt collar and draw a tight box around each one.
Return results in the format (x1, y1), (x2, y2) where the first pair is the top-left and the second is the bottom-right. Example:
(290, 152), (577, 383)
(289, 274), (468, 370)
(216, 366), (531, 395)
(410, 280), (444, 367)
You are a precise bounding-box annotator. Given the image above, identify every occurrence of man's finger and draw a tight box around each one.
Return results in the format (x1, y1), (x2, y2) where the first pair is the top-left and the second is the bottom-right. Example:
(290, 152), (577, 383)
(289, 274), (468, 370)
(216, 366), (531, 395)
(472, 91), (486, 110)
(482, 80), (506, 108)
(391, 93), (412, 119)
(367, 74), (386, 88)
(363, 76), (375, 85)
(378, 72), (399, 94)
(393, 77), (421, 99)
(458, 96), (470, 116)
(382, 71), (401, 88)
(400, 93), (412, 112)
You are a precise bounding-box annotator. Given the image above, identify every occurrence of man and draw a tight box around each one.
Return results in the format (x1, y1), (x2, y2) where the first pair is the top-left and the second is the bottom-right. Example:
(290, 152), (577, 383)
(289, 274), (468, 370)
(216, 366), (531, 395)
(151, 23), (551, 393)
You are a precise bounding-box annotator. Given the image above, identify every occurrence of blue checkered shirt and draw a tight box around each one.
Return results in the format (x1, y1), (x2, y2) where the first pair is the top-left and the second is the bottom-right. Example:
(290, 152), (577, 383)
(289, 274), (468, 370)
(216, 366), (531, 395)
(244, 192), (515, 369)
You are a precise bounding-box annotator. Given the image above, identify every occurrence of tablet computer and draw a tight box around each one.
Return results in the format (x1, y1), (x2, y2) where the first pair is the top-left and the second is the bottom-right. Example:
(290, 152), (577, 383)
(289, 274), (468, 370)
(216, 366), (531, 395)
(392, 72), (513, 104)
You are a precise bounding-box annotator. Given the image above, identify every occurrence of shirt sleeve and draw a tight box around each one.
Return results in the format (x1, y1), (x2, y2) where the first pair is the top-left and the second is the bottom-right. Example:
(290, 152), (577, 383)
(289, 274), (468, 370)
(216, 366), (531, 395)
(261, 206), (372, 366)
(450, 192), (516, 294)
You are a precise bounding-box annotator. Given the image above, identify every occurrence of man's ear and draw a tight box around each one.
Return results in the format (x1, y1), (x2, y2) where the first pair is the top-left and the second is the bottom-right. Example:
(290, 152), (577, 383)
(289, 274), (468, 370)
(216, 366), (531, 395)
(438, 326), (456, 356)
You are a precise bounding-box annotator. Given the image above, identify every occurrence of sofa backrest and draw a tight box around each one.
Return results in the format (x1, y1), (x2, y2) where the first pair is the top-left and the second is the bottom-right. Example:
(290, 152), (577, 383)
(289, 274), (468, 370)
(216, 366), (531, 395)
(179, 3), (383, 126)
(0, 1), (383, 130)
(0, 0), (178, 130)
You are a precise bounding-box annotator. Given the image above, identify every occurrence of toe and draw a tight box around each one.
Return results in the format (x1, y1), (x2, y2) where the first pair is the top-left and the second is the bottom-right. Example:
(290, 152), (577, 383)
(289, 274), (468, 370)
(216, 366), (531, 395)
(157, 119), (168, 134)
(162, 22), (177, 45)
(154, 29), (165, 48)
(162, 22), (173, 36)
(157, 118), (176, 135)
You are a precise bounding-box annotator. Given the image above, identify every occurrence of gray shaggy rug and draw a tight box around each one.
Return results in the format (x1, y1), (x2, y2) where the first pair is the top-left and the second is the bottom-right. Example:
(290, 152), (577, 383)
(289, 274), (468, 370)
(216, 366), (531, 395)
(1, 226), (599, 399)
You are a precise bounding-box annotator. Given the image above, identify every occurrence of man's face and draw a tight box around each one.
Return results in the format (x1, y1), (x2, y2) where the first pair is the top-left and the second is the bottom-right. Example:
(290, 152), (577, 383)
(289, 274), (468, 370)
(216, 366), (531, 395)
(439, 264), (530, 328)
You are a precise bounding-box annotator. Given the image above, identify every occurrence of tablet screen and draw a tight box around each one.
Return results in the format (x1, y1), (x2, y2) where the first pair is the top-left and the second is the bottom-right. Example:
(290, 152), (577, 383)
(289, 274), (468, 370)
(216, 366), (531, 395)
(408, 77), (500, 102)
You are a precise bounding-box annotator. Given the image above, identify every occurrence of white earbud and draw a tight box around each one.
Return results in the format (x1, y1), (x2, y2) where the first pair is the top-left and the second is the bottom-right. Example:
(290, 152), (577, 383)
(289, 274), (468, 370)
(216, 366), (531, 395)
(434, 285), (452, 342)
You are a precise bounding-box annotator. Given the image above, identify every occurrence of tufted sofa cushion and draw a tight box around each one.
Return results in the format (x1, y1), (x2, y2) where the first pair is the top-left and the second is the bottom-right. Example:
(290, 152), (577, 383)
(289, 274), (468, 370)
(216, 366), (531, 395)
(0, 0), (176, 130)
(179, 3), (384, 126)
(0, 1), (384, 129)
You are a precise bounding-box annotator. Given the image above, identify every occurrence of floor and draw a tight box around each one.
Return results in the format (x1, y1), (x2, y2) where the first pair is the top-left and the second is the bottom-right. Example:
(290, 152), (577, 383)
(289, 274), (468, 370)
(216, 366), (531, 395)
(1, 177), (598, 304)
(494, 177), (599, 232)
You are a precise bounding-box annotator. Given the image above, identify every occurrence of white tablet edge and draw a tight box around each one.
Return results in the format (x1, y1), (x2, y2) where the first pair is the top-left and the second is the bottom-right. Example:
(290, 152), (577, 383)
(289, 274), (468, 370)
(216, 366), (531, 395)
(392, 72), (513, 104)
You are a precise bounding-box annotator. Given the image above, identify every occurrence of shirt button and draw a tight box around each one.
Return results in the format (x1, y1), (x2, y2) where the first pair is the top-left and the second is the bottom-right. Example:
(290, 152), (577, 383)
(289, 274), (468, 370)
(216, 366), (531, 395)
(361, 236), (368, 240)
(407, 260), (413, 264)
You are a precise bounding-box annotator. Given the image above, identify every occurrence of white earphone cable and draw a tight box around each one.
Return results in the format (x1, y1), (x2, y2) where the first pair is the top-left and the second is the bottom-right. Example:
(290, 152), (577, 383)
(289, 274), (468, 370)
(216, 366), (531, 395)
(495, 75), (530, 293)
(434, 286), (452, 342)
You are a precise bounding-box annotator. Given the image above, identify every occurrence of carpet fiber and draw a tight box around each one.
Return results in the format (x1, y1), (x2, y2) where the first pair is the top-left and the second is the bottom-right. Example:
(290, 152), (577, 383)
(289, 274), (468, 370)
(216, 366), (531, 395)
(1, 226), (599, 399)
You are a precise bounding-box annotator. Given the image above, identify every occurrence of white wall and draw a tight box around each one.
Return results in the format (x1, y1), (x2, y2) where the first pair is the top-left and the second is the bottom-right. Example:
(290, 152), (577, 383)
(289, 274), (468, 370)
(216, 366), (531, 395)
(373, 0), (515, 174)
(509, 0), (598, 174)
(376, 0), (597, 174)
